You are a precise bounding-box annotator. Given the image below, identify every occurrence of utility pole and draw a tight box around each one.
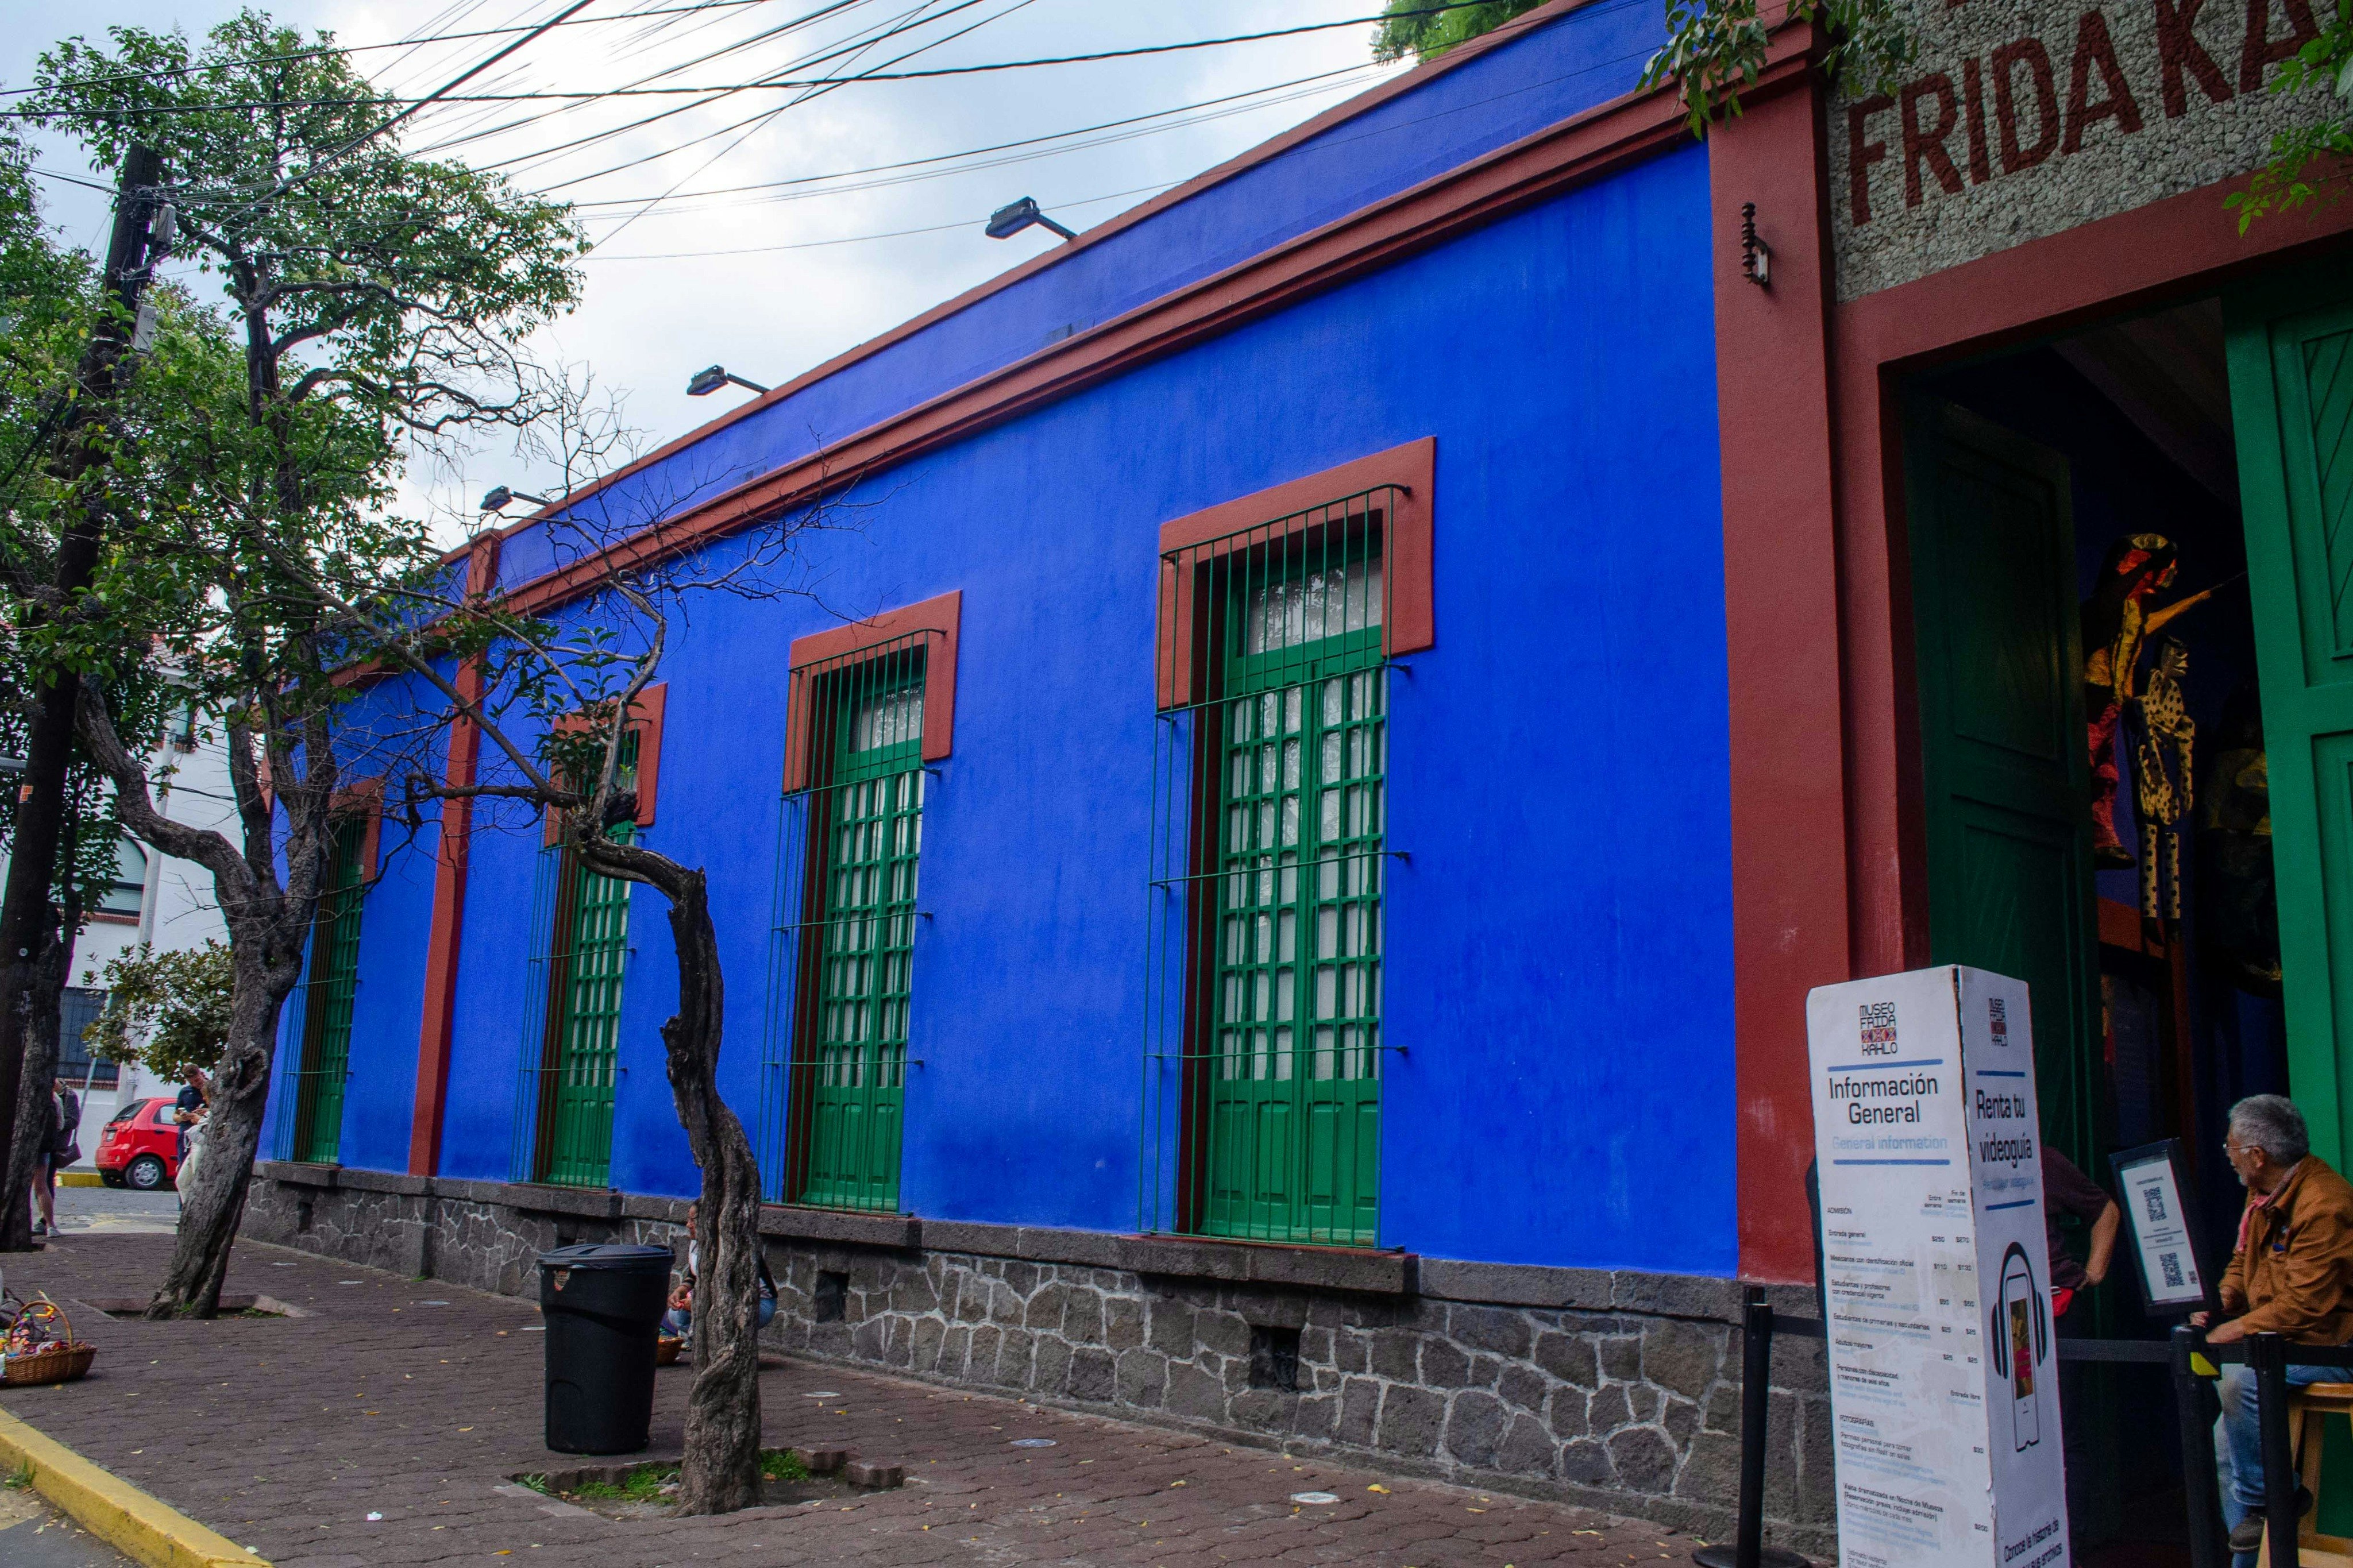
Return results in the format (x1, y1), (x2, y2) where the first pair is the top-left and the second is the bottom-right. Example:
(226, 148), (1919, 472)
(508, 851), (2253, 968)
(0, 144), (167, 1246)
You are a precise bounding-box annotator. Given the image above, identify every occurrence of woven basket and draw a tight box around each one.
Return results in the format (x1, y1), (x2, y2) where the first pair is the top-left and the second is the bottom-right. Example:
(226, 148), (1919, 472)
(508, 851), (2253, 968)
(655, 1335), (683, 1366)
(2, 1295), (95, 1386)
(3, 1341), (94, 1387)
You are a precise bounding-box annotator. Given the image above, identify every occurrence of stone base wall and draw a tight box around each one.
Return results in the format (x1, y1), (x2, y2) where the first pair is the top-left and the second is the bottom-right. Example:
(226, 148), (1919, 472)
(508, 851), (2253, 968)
(245, 1164), (1832, 1554)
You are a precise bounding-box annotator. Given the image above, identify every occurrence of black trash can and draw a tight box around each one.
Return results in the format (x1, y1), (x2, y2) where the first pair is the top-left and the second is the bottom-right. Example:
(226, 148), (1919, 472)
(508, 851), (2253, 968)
(538, 1242), (673, 1455)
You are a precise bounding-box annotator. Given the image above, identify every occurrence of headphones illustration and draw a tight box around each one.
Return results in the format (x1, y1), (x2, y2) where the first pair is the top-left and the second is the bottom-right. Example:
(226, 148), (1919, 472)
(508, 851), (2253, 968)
(1987, 1241), (2049, 1377)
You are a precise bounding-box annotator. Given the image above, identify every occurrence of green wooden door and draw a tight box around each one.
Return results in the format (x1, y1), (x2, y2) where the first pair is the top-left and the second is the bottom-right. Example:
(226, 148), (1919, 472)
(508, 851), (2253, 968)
(292, 816), (365, 1164)
(538, 731), (641, 1190)
(2228, 267), (2353, 1167)
(541, 836), (632, 1187)
(800, 666), (923, 1211)
(1201, 546), (1384, 1245)
(1905, 399), (2105, 1168)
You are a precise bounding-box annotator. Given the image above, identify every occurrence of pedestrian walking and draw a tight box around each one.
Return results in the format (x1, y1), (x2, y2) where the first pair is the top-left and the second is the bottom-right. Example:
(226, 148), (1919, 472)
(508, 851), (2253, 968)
(29, 1079), (80, 1237)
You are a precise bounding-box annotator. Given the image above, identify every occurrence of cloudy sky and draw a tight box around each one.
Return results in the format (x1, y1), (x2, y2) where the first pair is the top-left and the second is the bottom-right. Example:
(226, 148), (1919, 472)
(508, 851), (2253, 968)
(2, 1), (1405, 523)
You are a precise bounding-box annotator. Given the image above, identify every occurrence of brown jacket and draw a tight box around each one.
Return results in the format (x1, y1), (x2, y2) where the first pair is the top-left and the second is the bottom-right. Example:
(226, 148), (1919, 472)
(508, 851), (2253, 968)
(2222, 1156), (2353, 1345)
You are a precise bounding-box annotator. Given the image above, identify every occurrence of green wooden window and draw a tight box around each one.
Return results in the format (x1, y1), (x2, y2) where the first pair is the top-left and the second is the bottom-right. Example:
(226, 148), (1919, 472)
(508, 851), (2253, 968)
(1201, 539), (1386, 1245)
(291, 814), (367, 1164)
(793, 658), (925, 1211)
(535, 733), (638, 1188)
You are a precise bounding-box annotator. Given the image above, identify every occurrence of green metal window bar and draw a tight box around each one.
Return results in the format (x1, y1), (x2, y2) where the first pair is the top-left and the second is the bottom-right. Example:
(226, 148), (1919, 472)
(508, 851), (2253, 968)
(758, 629), (936, 1215)
(511, 731), (640, 1188)
(269, 814), (368, 1164)
(1141, 486), (1397, 1247)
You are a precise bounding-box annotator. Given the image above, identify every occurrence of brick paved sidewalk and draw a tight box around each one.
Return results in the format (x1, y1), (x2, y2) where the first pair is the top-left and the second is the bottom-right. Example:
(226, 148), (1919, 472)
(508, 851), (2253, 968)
(0, 1234), (1715, 1567)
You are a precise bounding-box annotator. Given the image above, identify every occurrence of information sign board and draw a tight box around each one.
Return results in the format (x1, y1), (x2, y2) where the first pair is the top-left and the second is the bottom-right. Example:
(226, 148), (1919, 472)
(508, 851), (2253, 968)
(2111, 1138), (2217, 1318)
(1807, 965), (2069, 1568)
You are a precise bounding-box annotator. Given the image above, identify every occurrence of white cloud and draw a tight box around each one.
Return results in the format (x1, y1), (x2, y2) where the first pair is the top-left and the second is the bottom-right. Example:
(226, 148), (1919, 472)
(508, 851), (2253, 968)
(3, 1), (1402, 534)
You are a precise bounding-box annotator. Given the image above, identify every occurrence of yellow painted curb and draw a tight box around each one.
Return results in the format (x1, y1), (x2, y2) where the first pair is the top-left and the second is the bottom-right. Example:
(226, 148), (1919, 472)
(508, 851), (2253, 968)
(57, 1171), (105, 1188)
(0, 1405), (267, 1567)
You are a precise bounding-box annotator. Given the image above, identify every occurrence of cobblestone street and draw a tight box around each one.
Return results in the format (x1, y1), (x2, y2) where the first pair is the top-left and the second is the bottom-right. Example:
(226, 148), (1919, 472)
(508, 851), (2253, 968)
(0, 1232), (1715, 1566)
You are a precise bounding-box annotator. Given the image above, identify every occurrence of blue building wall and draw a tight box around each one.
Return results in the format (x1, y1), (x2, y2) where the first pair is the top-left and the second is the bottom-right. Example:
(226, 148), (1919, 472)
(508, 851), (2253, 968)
(353, 141), (1735, 1277)
(261, 671), (442, 1171)
(318, 10), (1740, 1280)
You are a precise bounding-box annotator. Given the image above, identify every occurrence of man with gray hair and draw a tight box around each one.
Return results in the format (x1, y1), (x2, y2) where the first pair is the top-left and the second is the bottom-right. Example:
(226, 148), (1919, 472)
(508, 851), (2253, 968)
(2196, 1094), (2353, 1557)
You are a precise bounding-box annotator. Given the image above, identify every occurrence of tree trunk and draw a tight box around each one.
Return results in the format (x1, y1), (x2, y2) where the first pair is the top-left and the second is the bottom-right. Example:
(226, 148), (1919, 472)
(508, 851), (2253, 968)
(144, 945), (292, 1318)
(593, 841), (763, 1514)
(0, 938), (69, 1250)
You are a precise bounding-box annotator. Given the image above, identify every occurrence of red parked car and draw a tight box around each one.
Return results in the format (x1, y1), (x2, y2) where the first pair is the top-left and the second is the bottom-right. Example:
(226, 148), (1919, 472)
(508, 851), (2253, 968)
(95, 1096), (182, 1191)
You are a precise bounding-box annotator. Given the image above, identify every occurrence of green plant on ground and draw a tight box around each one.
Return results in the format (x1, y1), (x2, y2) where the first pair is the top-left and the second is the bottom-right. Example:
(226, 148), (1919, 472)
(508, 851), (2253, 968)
(2, 1461), (33, 1490)
(517, 1475), (550, 1496)
(760, 1449), (809, 1482)
(570, 1463), (678, 1502)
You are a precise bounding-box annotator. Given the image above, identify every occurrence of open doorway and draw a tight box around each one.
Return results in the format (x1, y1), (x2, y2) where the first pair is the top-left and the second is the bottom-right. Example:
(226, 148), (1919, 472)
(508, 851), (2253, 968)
(1899, 279), (2353, 1561)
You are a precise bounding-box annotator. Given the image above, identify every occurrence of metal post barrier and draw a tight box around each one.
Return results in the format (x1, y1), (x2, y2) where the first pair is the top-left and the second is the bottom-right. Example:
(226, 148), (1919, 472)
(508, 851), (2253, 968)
(2173, 1324), (2225, 1568)
(1693, 1287), (1809, 1568)
(2251, 1333), (2301, 1568)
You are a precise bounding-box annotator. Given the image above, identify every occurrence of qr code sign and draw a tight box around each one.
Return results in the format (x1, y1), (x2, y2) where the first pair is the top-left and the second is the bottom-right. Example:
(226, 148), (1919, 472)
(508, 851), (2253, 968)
(2142, 1184), (2169, 1223)
(2160, 1252), (2186, 1289)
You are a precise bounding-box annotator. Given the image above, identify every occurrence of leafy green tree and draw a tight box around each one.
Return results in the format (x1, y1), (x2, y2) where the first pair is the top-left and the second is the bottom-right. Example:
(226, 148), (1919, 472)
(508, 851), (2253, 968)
(1373, 0), (1546, 63)
(0, 126), (184, 1248)
(80, 941), (235, 1084)
(28, 11), (584, 1319)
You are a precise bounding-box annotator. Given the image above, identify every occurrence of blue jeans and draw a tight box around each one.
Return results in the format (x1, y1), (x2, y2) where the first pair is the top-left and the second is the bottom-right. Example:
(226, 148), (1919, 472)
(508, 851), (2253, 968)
(2216, 1360), (2338, 1566)
(662, 1294), (775, 1341)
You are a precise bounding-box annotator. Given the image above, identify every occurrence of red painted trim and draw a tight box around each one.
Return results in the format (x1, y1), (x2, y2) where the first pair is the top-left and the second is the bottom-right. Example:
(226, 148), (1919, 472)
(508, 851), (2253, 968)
(781, 590), (963, 793)
(407, 539), (500, 1177)
(1154, 438), (1436, 710)
(86, 911), (139, 927)
(329, 777), (385, 880)
(494, 74), (1699, 622)
(1718, 41), (2353, 1278)
(541, 682), (672, 845)
(479, 1), (1598, 539)
(1706, 33), (1850, 1285)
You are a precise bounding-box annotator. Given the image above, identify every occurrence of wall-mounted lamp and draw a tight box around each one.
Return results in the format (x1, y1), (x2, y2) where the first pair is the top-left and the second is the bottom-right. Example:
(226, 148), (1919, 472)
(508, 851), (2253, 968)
(986, 196), (1077, 243)
(1740, 203), (1772, 288)
(480, 485), (553, 513)
(686, 364), (770, 397)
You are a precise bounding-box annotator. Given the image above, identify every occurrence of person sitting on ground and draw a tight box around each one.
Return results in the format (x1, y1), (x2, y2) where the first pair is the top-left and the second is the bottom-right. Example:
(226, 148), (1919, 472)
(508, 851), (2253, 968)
(2195, 1095), (2353, 1558)
(663, 1202), (777, 1345)
(172, 1067), (210, 1203)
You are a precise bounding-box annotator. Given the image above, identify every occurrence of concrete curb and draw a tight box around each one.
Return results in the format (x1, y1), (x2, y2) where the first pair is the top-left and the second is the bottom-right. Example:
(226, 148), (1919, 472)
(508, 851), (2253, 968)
(0, 1405), (266, 1567)
(58, 1172), (105, 1188)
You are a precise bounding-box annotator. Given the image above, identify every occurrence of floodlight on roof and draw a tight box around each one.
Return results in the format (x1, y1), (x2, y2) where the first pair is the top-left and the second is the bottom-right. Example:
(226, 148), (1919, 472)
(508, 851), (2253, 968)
(686, 364), (770, 397)
(985, 196), (1075, 243)
(480, 485), (553, 513)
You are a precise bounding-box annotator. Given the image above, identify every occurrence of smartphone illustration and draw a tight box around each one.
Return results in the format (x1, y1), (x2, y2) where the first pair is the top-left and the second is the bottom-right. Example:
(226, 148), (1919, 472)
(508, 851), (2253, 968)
(1999, 1247), (2042, 1450)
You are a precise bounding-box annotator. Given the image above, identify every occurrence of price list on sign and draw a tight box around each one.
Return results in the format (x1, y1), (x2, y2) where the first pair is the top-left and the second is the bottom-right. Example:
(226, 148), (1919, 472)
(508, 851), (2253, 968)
(1808, 967), (2069, 1568)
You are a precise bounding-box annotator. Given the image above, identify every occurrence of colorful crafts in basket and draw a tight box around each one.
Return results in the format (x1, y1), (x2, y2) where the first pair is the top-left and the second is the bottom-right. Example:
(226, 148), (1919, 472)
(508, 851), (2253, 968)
(1, 1292), (96, 1386)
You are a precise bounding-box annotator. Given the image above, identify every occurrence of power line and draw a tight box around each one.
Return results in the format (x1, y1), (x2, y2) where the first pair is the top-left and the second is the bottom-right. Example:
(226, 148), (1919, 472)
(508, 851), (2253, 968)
(406, 0), (886, 161)
(3, 5), (1505, 117)
(589, 0), (1037, 249)
(481, 0), (1006, 194)
(581, 179), (1177, 259)
(562, 63), (1378, 213)
(574, 11), (1659, 261)
(409, 0), (966, 173)
(0, 1), (772, 100)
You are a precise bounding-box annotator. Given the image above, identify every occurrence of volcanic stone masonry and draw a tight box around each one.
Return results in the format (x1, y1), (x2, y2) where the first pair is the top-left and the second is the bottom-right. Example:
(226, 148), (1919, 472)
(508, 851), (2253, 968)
(245, 1163), (1834, 1554)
